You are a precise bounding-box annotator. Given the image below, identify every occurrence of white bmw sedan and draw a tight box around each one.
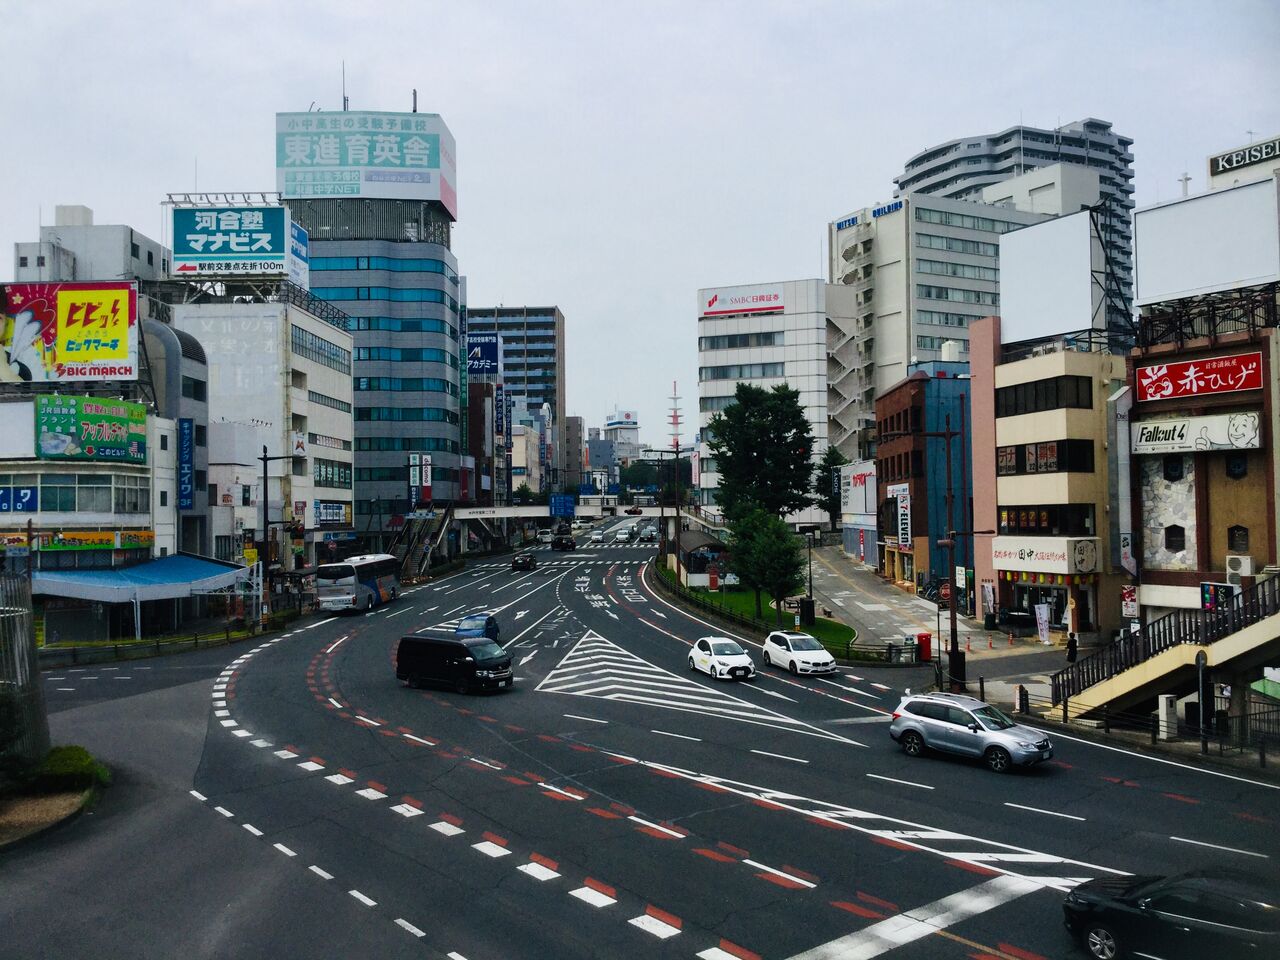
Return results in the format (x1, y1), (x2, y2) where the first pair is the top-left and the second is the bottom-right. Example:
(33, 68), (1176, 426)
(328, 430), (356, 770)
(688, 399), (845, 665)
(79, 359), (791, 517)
(762, 631), (837, 675)
(689, 637), (755, 680)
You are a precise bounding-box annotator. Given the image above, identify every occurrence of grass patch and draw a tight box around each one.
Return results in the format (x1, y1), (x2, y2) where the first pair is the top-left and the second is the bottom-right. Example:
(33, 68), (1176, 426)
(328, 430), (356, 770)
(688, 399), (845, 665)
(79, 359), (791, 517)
(668, 573), (858, 649)
(25, 746), (111, 795)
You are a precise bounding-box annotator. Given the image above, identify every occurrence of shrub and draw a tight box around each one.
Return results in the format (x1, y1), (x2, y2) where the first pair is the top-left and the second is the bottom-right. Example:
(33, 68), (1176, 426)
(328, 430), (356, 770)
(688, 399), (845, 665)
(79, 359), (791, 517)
(27, 745), (111, 794)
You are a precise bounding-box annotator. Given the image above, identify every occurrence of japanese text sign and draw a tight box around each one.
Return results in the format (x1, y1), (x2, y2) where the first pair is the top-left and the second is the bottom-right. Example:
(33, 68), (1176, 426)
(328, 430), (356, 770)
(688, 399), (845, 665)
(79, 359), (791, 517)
(178, 418), (194, 510)
(35, 395), (147, 464)
(276, 111), (457, 218)
(171, 207), (288, 277)
(3, 282), (138, 382)
(466, 334), (500, 374)
(1136, 352), (1262, 403)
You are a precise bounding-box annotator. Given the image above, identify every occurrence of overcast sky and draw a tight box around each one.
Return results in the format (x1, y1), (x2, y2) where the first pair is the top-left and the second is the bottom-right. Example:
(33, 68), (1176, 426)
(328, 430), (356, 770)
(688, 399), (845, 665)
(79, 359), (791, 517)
(5, 1), (1278, 446)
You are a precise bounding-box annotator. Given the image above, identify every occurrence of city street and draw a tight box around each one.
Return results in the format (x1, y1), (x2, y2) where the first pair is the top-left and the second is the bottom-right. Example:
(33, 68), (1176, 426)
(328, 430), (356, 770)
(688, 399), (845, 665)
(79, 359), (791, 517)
(5, 525), (1278, 960)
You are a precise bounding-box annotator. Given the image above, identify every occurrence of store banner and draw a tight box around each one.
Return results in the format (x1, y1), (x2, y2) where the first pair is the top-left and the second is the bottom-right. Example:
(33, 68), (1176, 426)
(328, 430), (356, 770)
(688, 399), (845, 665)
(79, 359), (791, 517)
(178, 418), (194, 510)
(1131, 411), (1261, 453)
(35, 395), (147, 464)
(1034, 603), (1052, 644)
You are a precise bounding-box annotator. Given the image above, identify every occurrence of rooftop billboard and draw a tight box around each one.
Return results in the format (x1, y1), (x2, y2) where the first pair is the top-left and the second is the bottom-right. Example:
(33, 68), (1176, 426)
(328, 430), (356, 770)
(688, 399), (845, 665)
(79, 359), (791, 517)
(35, 395), (147, 464)
(171, 206), (289, 277)
(2, 282), (138, 382)
(275, 111), (457, 219)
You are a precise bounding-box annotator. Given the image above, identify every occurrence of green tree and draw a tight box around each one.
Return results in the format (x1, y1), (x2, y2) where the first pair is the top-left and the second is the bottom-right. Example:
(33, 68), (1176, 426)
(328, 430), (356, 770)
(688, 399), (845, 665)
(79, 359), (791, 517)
(813, 445), (848, 531)
(728, 508), (806, 624)
(620, 461), (659, 489)
(513, 483), (534, 505)
(707, 384), (814, 520)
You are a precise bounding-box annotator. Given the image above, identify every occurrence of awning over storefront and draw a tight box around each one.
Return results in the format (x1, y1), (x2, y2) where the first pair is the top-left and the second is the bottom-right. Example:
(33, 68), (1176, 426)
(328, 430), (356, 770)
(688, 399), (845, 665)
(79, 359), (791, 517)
(33, 554), (251, 603)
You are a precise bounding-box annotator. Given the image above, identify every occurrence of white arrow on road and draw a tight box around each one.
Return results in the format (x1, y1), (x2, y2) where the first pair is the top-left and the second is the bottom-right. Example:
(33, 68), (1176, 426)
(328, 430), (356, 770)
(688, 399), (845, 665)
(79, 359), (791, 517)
(515, 610), (528, 620)
(520, 651), (537, 665)
(607, 611), (619, 620)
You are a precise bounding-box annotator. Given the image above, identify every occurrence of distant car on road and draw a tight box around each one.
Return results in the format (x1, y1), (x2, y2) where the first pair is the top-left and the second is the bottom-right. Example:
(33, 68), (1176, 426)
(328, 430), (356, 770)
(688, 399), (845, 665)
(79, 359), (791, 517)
(551, 535), (576, 551)
(638, 526), (657, 542)
(536, 529), (553, 545)
(689, 637), (755, 680)
(614, 526), (633, 542)
(625, 506), (643, 515)
(511, 553), (537, 571)
(762, 631), (836, 675)
(590, 529), (605, 543)
(454, 613), (501, 642)
(1063, 868), (1279, 960)
(889, 692), (1052, 773)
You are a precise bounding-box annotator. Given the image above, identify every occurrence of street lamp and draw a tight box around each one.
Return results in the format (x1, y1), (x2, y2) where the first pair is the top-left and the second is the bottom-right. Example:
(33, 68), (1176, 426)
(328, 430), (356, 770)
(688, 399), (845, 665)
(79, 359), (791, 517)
(806, 531), (814, 599)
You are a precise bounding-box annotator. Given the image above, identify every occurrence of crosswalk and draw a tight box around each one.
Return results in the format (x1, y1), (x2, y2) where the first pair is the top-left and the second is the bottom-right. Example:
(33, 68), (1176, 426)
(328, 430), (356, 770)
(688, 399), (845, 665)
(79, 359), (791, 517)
(537, 631), (851, 742)
(469, 558), (642, 570)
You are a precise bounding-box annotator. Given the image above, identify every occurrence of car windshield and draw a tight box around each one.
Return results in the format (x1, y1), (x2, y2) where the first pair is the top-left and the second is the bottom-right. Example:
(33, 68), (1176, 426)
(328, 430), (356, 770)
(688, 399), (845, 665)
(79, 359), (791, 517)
(973, 705), (1017, 730)
(469, 640), (505, 661)
(711, 641), (743, 656)
(788, 636), (823, 652)
(458, 615), (490, 631)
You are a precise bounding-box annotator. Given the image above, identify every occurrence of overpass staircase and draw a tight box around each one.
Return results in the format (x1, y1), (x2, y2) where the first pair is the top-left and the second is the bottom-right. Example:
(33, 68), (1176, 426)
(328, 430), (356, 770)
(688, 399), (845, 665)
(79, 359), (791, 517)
(390, 506), (453, 580)
(1051, 576), (1280, 721)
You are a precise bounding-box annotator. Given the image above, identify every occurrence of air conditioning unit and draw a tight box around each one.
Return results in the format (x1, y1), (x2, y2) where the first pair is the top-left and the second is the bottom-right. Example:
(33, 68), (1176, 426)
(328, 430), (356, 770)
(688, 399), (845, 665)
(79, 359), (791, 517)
(1226, 554), (1254, 584)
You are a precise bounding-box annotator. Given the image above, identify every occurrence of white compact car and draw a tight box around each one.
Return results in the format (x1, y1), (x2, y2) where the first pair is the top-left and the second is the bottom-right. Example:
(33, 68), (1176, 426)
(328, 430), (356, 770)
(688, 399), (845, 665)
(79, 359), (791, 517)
(762, 631), (837, 675)
(537, 530), (553, 544)
(590, 529), (605, 542)
(689, 637), (755, 680)
(614, 527), (633, 542)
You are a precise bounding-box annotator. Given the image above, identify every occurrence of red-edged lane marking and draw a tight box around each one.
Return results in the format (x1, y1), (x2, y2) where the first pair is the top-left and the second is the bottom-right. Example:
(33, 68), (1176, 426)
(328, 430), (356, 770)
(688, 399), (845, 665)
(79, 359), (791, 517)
(1101, 776), (1140, 787)
(743, 859), (817, 890)
(1162, 792), (1200, 805)
(997, 944), (1050, 960)
(857, 890), (899, 911)
(831, 900), (886, 919)
(629, 904), (682, 940)
(946, 858), (1001, 877)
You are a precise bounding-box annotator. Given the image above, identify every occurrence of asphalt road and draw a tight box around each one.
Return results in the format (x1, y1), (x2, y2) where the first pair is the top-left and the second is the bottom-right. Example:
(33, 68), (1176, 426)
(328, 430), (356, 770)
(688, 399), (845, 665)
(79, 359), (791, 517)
(5, 516), (1279, 960)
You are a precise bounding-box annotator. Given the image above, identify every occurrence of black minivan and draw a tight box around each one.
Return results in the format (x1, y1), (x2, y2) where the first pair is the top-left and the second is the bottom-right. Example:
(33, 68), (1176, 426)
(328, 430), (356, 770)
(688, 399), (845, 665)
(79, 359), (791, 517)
(396, 635), (513, 693)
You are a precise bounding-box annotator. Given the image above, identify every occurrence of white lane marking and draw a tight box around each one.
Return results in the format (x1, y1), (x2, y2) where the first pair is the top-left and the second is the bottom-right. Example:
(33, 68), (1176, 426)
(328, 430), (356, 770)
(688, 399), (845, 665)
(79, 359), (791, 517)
(327, 697), (344, 709)
(250, 739), (272, 748)
(213, 701), (227, 708)
(298, 761), (324, 772)
(518, 861), (561, 881)
(306, 617), (338, 629)
(355, 715), (382, 727)
(348, 889), (377, 907)
(232, 729), (253, 739)
(569, 886), (617, 907)
(468, 757), (503, 770)
(214, 806), (234, 818)
(792, 876), (1041, 960)
(751, 749), (809, 764)
(447, 953), (469, 960)
(652, 729), (701, 742)
(274, 843), (297, 857)
(325, 774), (355, 785)
(743, 859), (816, 889)
(403, 733), (436, 746)
(56, 688), (75, 691)
(628, 816), (684, 838)
(740, 685), (796, 702)
(629, 914), (681, 939)
(870, 682), (891, 691)
(425, 606), (439, 612)
(391, 804), (424, 818)
(430, 821), (465, 836)
(189, 790), (207, 802)
(356, 787), (388, 800)
(651, 609), (667, 618)
(699, 950), (747, 960)
(46, 676), (65, 680)
(1169, 836), (1270, 858)
(867, 773), (934, 790)
(242, 823), (263, 837)
(309, 865), (333, 880)
(1026, 725), (1280, 792)
(324, 635), (348, 654)
(1004, 802), (1085, 822)
(828, 715), (893, 725)
(219, 720), (237, 728)
(520, 651), (537, 665)
(515, 610), (528, 620)
(395, 918), (426, 938)
(538, 783), (585, 800)
(472, 841), (511, 858)
(386, 607), (411, 618)
(274, 749), (298, 759)
(564, 713), (608, 724)
(501, 604), (562, 649)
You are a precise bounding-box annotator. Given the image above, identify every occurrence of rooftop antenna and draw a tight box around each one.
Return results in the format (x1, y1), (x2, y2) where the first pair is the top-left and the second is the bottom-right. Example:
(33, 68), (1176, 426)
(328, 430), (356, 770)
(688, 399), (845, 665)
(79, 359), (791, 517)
(1178, 172), (1191, 197)
(412, 88), (418, 113)
(669, 381), (682, 452)
(1246, 129), (1257, 142)
(342, 61), (349, 112)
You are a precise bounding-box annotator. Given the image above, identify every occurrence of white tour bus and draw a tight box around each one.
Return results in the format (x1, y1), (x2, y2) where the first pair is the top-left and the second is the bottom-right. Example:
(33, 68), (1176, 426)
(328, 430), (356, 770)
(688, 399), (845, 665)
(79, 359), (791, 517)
(316, 553), (400, 612)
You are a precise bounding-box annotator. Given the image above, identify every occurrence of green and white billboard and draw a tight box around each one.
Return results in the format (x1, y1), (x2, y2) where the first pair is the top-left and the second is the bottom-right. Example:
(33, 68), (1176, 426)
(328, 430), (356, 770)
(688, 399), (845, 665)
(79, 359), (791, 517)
(35, 395), (147, 464)
(171, 206), (289, 277)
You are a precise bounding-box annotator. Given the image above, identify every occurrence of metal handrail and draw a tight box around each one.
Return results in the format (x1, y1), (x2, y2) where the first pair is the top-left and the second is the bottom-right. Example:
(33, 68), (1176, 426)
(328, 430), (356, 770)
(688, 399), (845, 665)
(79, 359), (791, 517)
(1051, 575), (1280, 704)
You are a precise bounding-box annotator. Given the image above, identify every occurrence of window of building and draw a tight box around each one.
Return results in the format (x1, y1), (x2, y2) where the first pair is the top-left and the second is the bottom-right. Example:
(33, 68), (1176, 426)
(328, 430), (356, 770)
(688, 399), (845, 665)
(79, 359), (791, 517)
(916, 284), (999, 306)
(354, 346), (452, 365)
(194, 425), (207, 447)
(354, 376), (456, 395)
(1228, 525), (1249, 553)
(313, 458), (353, 489)
(290, 325), (352, 374)
(354, 406), (458, 423)
(697, 331), (784, 351)
(131, 241), (140, 259)
(194, 470), (207, 492)
(113, 475), (150, 514)
(147, 250), (154, 266)
(998, 504), (1096, 536)
(698, 362), (785, 382)
(18, 256), (27, 267)
(1226, 452), (1248, 480)
(75, 474), (112, 512)
(215, 535), (235, 561)
(916, 335), (969, 352)
(916, 259), (999, 282)
(181, 376), (207, 401)
(995, 439), (1094, 475)
(995, 376), (1092, 417)
(160, 434), (168, 451)
(36, 255), (45, 267)
(307, 390), (352, 413)
(160, 490), (168, 507)
(242, 484), (251, 506)
(1165, 524), (1186, 552)
(1163, 455), (1185, 483)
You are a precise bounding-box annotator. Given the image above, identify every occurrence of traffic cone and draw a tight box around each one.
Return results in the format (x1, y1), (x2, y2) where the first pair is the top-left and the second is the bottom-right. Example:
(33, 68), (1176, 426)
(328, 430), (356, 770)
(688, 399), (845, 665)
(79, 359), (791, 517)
(988, 636), (994, 649)
(1008, 632), (1014, 646)
(965, 637), (972, 653)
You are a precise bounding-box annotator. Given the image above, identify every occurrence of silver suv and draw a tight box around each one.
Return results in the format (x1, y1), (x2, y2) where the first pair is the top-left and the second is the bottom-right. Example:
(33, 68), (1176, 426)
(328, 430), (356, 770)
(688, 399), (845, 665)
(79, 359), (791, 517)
(888, 692), (1053, 773)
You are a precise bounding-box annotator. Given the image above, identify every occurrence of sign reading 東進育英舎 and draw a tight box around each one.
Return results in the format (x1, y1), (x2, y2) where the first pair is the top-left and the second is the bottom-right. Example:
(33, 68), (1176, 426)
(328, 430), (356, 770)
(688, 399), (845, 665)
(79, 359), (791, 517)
(35, 395), (147, 464)
(1135, 352), (1262, 402)
(2, 282), (138, 382)
(1131, 411), (1262, 454)
(171, 207), (288, 277)
(276, 111), (458, 219)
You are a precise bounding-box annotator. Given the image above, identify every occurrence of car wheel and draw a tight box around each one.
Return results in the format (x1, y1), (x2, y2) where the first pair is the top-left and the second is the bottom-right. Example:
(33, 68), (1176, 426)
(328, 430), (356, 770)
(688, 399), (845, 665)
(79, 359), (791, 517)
(763, 650), (772, 667)
(1083, 923), (1119, 960)
(454, 677), (469, 695)
(985, 746), (1012, 773)
(688, 656), (696, 673)
(788, 660), (798, 676)
(900, 730), (925, 757)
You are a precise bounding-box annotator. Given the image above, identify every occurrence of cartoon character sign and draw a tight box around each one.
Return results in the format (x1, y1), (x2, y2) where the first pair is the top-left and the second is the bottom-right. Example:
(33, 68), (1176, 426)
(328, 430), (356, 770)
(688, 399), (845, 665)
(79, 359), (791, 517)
(2, 282), (137, 382)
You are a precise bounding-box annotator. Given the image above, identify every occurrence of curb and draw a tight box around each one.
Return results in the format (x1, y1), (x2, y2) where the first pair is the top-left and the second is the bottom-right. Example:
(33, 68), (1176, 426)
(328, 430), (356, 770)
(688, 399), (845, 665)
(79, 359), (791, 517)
(0, 785), (97, 854)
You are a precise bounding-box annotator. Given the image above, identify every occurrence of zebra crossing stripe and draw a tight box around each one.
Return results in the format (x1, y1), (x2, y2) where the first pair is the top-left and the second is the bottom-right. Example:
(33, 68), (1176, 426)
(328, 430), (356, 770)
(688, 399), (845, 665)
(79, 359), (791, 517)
(535, 631), (856, 743)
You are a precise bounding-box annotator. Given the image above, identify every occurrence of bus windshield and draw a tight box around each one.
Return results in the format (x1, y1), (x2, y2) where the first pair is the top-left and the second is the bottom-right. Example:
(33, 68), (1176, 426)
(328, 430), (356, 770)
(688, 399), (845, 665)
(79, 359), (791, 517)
(316, 564), (355, 581)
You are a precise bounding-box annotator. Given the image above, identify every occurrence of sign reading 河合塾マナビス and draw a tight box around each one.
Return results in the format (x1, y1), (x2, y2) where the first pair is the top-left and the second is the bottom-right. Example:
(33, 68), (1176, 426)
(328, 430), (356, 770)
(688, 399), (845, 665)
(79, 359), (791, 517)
(1131, 411), (1262, 454)
(171, 207), (289, 277)
(2, 282), (138, 382)
(276, 111), (458, 219)
(466, 334), (500, 373)
(1135, 352), (1263, 402)
(35, 395), (147, 464)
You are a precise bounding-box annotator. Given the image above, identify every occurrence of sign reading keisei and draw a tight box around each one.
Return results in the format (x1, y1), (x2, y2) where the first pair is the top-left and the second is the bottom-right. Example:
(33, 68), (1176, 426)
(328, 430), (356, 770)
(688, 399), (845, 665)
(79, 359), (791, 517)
(171, 206), (289, 277)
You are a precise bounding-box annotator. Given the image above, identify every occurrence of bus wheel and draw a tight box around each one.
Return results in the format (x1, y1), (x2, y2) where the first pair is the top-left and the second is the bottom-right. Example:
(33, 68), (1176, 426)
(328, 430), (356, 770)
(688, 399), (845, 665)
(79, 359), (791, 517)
(365, 596), (373, 612)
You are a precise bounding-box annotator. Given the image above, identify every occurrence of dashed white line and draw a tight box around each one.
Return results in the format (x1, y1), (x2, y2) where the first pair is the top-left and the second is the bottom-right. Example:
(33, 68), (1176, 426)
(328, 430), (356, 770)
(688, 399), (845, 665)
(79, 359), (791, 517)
(1169, 836), (1270, 858)
(327, 697), (344, 709)
(274, 749), (298, 759)
(866, 773), (934, 790)
(627, 816), (684, 838)
(391, 803), (424, 818)
(309, 865), (334, 880)
(403, 733), (436, 746)
(214, 806), (234, 818)
(564, 713), (608, 724)
(1004, 802), (1085, 821)
(355, 716), (382, 727)
(651, 729), (701, 742)
(569, 886), (617, 907)
(395, 918), (426, 938)
(274, 843), (297, 857)
(189, 790), (206, 802)
(324, 636), (348, 654)
(356, 787), (388, 800)
(750, 749), (809, 764)
(348, 889), (377, 907)
(742, 859), (816, 889)
(325, 773), (354, 785)
(298, 761), (325, 772)
(430, 821), (466, 837)
(242, 823), (263, 837)
(472, 840), (511, 858)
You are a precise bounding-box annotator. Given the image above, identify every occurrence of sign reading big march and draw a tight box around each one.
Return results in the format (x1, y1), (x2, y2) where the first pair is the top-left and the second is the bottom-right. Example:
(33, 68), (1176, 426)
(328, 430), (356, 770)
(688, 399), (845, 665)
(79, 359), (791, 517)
(2, 282), (138, 382)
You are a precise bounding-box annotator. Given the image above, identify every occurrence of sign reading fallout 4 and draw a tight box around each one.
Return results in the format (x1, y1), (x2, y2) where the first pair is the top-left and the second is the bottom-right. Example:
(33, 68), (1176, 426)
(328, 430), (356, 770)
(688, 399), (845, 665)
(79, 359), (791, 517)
(171, 206), (288, 277)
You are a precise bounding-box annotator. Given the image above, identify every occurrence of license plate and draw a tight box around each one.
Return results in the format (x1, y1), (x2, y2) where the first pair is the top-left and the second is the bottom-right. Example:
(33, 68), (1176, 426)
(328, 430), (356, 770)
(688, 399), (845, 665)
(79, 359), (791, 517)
(504, 679), (512, 687)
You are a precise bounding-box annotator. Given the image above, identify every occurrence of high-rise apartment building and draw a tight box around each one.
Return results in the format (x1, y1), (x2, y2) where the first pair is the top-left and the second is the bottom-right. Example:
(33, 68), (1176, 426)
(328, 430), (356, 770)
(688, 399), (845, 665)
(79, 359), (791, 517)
(827, 194), (1045, 460)
(895, 118), (1135, 342)
(465, 306), (566, 488)
(279, 109), (462, 542)
(564, 415), (585, 491)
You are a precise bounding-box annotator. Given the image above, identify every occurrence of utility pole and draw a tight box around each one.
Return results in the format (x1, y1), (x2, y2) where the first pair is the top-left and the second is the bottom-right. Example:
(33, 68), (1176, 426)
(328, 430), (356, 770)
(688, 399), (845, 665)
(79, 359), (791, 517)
(258, 444), (294, 622)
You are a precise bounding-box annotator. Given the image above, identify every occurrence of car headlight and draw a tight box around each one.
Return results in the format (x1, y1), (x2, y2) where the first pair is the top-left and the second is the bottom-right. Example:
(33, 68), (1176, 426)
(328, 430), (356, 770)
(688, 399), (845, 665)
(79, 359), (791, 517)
(1064, 891), (1083, 905)
(1015, 740), (1036, 749)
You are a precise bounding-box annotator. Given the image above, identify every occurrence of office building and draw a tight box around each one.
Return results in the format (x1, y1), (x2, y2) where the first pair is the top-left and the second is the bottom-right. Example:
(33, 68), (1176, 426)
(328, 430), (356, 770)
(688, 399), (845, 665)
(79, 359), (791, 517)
(465, 306), (566, 487)
(604, 409), (642, 467)
(895, 118), (1135, 344)
(696, 278), (853, 527)
(564, 415), (586, 491)
(280, 109), (462, 534)
(14, 205), (170, 284)
(827, 196), (1045, 460)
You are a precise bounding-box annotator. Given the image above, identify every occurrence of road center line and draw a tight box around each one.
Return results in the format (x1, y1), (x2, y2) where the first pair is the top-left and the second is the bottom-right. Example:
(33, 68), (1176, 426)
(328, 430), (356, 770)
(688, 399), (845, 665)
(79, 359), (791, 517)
(751, 749), (809, 764)
(1004, 802), (1085, 821)
(1169, 835), (1270, 858)
(324, 635), (349, 654)
(743, 859), (816, 888)
(564, 713), (609, 724)
(866, 773), (934, 790)
(652, 729), (701, 742)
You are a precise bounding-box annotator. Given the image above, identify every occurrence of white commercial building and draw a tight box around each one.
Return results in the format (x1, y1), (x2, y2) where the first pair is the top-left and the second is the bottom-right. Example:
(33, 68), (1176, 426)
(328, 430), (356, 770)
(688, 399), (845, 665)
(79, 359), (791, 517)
(174, 300), (355, 571)
(696, 279), (851, 527)
(604, 409), (642, 465)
